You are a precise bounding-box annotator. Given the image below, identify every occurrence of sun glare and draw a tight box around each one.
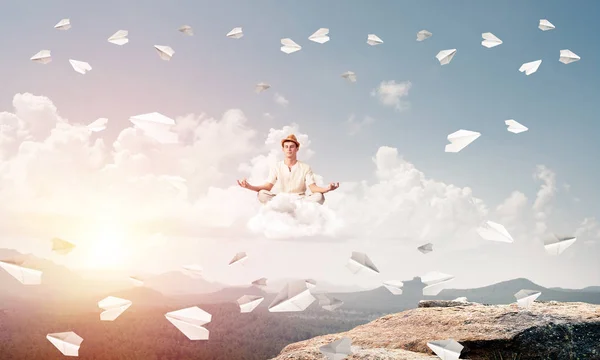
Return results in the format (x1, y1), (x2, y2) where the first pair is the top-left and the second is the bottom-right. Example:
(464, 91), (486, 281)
(85, 225), (129, 269)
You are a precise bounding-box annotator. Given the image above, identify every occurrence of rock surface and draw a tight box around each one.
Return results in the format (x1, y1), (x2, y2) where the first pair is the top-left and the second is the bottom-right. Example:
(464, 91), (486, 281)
(270, 300), (600, 359)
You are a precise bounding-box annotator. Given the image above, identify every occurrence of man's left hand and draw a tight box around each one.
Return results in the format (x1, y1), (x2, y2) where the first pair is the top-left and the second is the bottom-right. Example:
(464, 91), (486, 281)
(327, 182), (340, 192)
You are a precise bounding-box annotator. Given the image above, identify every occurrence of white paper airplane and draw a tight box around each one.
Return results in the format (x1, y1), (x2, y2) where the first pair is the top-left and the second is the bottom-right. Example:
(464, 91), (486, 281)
(559, 49), (580, 64)
(108, 30), (128, 45)
(255, 82), (271, 93)
(519, 60), (542, 75)
(252, 277), (267, 287)
(427, 339), (464, 360)
(544, 235), (576, 255)
(505, 119), (528, 134)
(367, 34), (383, 46)
(314, 294), (344, 311)
(421, 271), (455, 296)
(514, 289), (541, 309)
(229, 252), (247, 265)
(453, 297), (469, 303)
(30, 50), (52, 64)
(165, 306), (212, 340)
(54, 18), (71, 30)
(98, 296), (132, 321)
(481, 32), (503, 48)
(178, 25), (193, 36)
(268, 280), (316, 312)
(416, 30), (432, 41)
(445, 129), (480, 153)
(181, 264), (203, 278)
(87, 118), (108, 132)
(226, 27), (243, 39)
(281, 38), (301, 54)
(128, 276), (144, 287)
(382, 281), (404, 295)
(237, 295), (264, 313)
(0, 260), (42, 285)
(69, 59), (92, 75)
(128, 112), (178, 144)
(308, 28), (330, 44)
(418, 243), (433, 254)
(319, 337), (353, 360)
(154, 45), (174, 61)
(539, 19), (555, 31)
(346, 251), (380, 274)
(341, 71), (356, 83)
(51, 237), (75, 255)
(305, 279), (317, 289)
(436, 49), (457, 65)
(476, 221), (514, 243)
(46, 332), (83, 356)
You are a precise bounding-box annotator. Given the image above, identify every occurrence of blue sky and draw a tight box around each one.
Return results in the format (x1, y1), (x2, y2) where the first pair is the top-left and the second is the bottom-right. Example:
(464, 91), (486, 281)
(0, 0), (599, 288)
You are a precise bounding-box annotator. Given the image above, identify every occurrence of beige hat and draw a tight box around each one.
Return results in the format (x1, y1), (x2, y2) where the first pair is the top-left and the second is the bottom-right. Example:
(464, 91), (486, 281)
(281, 134), (300, 148)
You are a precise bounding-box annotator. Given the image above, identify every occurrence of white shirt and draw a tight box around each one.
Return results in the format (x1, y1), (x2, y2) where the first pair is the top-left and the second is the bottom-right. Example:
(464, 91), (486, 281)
(266, 160), (316, 195)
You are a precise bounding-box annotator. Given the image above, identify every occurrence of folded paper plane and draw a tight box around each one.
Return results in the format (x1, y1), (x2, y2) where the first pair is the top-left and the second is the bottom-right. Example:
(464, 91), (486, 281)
(255, 82), (271, 93)
(367, 34), (383, 46)
(281, 38), (302, 54)
(445, 129), (480, 153)
(383, 280), (404, 295)
(505, 119), (528, 134)
(416, 30), (432, 41)
(54, 18), (71, 30)
(268, 280), (316, 312)
(46, 331), (83, 356)
(476, 221), (514, 243)
(539, 19), (555, 31)
(319, 337), (353, 360)
(51, 237), (76, 255)
(427, 339), (463, 360)
(0, 260), (42, 285)
(481, 32), (502, 48)
(544, 235), (576, 255)
(154, 45), (174, 61)
(315, 293), (344, 311)
(418, 243), (433, 254)
(165, 306), (212, 340)
(226, 27), (243, 39)
(519, 60), (542, 75)
(98, 296), (132, 321)
(436, 49), (457, 65)
(252, 277), (268, 287)
(178, 25), (193, 36)
(87, 118), (108, 132)
(129, 112), (178, 144)
(30, 50), (51, 64)
(108, 30), (128, 45)
(341, 71), (356, 83)
(346, 251), (379, 274)
(515, 289), (541, 309)
(229, 252), (247, 265)
(69, 59), (92, 75)
(237, 295), (264, 313)
(559, 49), (580, 64)
(309, 28), (330, 44)
(421, 271), (455, 296)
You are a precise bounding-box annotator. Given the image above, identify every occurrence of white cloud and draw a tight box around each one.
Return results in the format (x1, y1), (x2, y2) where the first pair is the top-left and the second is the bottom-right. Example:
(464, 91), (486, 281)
(274, 93), (289, 107)
(371, 80), (412, 111)
(346, 115), (375, 136)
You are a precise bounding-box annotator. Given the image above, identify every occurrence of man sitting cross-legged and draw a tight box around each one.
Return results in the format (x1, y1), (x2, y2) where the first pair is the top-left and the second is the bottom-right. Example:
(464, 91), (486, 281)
(237, 134), (339, 205)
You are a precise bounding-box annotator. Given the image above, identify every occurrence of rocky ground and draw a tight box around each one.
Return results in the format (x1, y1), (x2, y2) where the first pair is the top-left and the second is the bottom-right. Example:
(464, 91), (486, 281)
(270, 300), (600, 359)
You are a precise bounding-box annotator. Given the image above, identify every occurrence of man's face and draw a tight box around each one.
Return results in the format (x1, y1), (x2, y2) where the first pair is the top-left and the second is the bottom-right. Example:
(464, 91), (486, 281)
(282, 142), (298, 157)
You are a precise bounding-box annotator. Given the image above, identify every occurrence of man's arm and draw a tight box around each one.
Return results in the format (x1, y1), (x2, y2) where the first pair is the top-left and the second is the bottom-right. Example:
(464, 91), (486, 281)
(309, 183), (329, 194)
(248, 182), (274, 192)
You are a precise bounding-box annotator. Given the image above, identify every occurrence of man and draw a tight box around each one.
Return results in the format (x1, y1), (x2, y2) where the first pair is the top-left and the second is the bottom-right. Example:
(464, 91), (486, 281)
(237, 134), (339, 205)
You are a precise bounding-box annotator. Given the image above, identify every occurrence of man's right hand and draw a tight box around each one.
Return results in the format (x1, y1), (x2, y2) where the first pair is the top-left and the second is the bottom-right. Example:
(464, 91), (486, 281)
(237, 178), (250, 189)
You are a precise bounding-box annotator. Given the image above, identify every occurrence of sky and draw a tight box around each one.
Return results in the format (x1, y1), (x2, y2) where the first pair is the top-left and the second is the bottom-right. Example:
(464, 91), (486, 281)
(0, 0), (599, 291)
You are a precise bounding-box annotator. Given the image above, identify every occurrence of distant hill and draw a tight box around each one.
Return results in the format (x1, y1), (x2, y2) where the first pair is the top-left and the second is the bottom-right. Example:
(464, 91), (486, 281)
(142, 270), (225, 295)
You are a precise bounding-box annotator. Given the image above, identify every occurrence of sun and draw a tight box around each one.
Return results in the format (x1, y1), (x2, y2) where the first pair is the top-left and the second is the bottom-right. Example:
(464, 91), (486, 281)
(85, 225), (129, 270)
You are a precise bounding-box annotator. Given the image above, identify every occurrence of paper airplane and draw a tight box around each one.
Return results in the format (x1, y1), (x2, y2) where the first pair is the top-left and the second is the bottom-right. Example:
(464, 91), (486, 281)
(367, 34), (383, 46)
(519, 60), (542, 75)
(30, 50), (51, 64)
(341, 71), (356, 83)
(178, 25), (193, 36)
(0, 260), (42, 285)
(421, 271), (455, 296)
(252, 277), (267, 287)
(237, 295), (264, 313)
(559, 49), (580, 64)
(319, 337), (353, 360)
(416, 30), (432, 41)
(229, 252), (247, 265)
(128, 276), (144, 287)
(154, 45), (174, 61)
(69, 59), (92, 75)
(505, 119), (528, 134)
(181, 264), (203, 278)
(515, 289), (541, 309)
(453, 297), (469, 303)
(305, 279), (317, 289)
(107, 30), (128, 45)
(87, 118), (108, 132)
(255, 82), (270, 93)
(418, 243), (433, 254)
(51, 237), (75, 255)
(268, 280), (316, 312)
(427, 339), (464, 360)
(476, 221), (514, 243)
(98, 296), (132, 321)
(46, 332), (83, 356)
(165, 306), (212, 340)
(281, 38), (301, 54)
(382, 281), (404, 295)
(346, 251), (379, 274)
(544, 235), (576, 255)
(308, 28), (330, 44)
(314, 294), (344, 311)
(226, 27), (243, 39)
(54, 18), (71, 30)
(481, 32), (503, 48)
(436, 49), (457, 65)
(539, 19), (555, 31)
(128, 112), (178, 144)
(445, 129), (480, 153)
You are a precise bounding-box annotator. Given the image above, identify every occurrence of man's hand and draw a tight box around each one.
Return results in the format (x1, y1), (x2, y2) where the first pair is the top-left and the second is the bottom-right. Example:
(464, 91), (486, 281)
(237, 178), (250, 189)
(327, 182), (340, 192)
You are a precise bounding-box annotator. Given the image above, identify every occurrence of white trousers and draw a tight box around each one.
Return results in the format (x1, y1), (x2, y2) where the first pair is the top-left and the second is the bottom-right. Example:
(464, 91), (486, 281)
(257, 190), (325, 205)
